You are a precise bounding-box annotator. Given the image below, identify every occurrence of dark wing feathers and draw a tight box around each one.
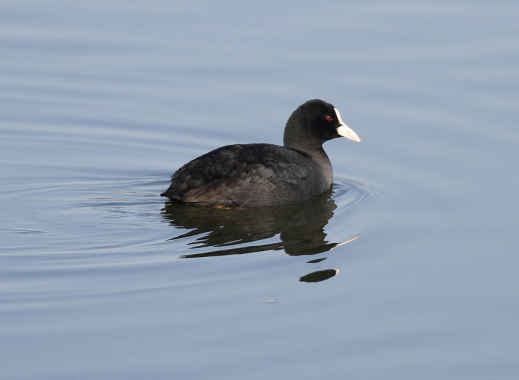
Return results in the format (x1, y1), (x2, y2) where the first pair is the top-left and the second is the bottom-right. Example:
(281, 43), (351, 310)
(161, 144), (310, 201)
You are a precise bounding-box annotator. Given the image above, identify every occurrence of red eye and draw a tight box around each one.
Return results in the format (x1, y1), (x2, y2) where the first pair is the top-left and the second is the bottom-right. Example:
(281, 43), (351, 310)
(325, 115), (333, 122)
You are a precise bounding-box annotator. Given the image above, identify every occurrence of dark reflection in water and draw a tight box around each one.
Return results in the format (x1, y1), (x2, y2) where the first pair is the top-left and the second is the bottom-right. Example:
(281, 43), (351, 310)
(161, 190), (358, 282)
(300, 269), (339, 283)
(307, 257), (327, 264)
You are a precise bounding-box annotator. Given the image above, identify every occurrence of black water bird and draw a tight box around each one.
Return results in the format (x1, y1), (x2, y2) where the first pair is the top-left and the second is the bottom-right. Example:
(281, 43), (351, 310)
(161, 99), (361, 207)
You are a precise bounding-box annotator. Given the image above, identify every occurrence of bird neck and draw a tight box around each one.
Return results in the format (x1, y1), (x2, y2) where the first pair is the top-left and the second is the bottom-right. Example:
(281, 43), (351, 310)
(283, 113), (324, 152)
(284, 119), (333, 188)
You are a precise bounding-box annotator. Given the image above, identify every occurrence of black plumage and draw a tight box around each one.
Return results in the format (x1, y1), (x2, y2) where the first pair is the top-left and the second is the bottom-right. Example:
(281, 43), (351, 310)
(161, 99), (360, 207)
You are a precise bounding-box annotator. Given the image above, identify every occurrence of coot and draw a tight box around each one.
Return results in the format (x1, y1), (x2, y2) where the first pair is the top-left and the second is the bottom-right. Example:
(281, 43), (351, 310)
(161, 99), (361, 207)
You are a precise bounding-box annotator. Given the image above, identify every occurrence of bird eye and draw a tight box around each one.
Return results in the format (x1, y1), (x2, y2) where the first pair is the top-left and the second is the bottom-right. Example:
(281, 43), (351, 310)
(325, 115), (333, 122)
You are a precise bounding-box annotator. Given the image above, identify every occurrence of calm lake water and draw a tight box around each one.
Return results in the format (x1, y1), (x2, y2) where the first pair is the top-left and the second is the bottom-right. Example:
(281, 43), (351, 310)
(2, 1), (519, 379)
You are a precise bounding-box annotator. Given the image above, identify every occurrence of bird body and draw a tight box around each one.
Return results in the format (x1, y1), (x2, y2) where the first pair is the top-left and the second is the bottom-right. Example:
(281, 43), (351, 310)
(161, 99), (360, 207)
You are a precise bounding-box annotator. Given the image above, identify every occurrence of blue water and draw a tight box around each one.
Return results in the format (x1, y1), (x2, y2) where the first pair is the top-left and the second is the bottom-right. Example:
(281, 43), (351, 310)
(2, 1), (519, 379)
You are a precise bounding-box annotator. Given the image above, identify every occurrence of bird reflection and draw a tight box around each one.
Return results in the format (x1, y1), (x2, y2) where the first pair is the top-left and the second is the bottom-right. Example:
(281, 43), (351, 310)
(161, 190), (358, 283)
(300, 269), (340, 283)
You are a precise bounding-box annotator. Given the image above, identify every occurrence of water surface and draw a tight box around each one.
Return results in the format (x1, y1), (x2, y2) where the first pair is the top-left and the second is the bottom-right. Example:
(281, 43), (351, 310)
(2, 1), (519, 379)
